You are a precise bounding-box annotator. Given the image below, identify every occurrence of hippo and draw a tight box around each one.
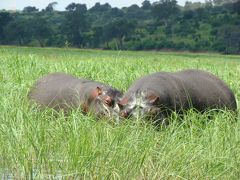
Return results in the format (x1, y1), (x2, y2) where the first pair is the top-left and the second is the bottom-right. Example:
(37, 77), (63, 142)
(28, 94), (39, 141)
(118, 69), (237, 124)
(28, 73), (122, 118)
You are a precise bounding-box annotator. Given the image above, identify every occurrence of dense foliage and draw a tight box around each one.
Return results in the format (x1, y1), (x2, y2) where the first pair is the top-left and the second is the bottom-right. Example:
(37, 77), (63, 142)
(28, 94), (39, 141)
(0, 0), (239, 54)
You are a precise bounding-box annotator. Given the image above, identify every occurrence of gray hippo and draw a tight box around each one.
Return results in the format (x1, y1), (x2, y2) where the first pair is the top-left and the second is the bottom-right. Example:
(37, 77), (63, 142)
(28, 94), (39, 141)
(118, 69), (237, 123)
(28, 73), (122, 118)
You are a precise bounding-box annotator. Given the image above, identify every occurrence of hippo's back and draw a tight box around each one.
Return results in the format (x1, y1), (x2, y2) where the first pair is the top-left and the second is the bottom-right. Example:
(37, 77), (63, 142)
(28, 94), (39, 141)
(28, 73), (88, 110)
(29, 73), (123, 112)
(172, 69), (237, 110)
(125, 69), (237, 111)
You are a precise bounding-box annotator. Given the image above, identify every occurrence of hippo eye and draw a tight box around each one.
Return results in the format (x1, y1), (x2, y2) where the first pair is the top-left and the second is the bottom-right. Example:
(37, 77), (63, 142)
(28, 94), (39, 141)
(99, 95), (114, 107)
(104, 98), (114, 107)
(117, 103), (125, 110)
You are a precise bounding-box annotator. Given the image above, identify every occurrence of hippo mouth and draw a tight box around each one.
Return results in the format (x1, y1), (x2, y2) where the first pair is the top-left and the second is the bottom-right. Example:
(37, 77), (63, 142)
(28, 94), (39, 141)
(93, 96), (121, 121)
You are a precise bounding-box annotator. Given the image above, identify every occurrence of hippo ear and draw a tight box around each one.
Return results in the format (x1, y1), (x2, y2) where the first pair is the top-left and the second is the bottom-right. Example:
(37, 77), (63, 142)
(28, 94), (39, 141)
(146, 92), (160, 105)
(118, 97), (129, 109)
(90, 87), (102, 99)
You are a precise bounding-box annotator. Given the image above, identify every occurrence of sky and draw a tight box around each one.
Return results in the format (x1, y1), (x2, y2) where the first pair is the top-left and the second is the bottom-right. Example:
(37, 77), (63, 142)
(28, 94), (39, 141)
(0, 0), (206, 11)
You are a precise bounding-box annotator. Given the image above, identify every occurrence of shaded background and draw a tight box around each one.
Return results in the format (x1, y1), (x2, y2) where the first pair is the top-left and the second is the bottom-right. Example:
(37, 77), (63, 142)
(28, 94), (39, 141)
(0, 0), (239, 54)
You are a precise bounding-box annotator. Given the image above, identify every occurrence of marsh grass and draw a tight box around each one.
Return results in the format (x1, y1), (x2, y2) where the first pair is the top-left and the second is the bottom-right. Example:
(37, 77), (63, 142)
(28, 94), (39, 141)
(0, 46), (239, 179)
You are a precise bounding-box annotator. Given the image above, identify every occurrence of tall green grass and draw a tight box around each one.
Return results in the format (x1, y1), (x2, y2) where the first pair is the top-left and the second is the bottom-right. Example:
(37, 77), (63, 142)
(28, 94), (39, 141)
(0, 46), (239, 179)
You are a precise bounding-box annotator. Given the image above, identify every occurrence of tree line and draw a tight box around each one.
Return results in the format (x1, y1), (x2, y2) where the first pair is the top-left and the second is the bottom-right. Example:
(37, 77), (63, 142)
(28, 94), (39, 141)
(0, 0), (239, 54)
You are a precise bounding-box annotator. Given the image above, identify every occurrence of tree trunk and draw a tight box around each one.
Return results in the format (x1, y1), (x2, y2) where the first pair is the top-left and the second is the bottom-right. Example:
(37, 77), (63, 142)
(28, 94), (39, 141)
(38, 38), (45, 47)
(119, 38), (123, 50)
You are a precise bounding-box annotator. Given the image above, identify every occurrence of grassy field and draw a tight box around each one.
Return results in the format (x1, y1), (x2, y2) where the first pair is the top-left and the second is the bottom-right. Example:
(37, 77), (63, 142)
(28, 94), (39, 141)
(0, 46), (240, 179)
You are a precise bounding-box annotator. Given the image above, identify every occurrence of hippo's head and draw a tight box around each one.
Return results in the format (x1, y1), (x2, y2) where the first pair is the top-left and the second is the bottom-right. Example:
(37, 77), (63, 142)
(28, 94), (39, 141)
(87, 87), (122, 119)
(118, 90), (165, 122)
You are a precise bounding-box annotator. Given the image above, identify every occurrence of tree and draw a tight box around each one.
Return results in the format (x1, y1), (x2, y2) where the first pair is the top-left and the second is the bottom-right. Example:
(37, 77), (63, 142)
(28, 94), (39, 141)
(64, 3), (88, 47)
(125, 5), (145, 19)
(88, 2), (113, 26)
(91, 26), (104, 47)
(142, 0), (152, 10)
(152, 0), (179, 25)
(4, 17), (30, 45)
(215, 25), (240, 54)
(45, 2), (58, 13)
(0, 12), (12, 43)
(108, 8), (124, 18)
(0, 0), (239, 53)
(104, 19), (136, 49)
(28, 16), (52, 47)
(233, 0), (240, 14)
(23, 6), (39, 13)
(89, 2), (111, 13)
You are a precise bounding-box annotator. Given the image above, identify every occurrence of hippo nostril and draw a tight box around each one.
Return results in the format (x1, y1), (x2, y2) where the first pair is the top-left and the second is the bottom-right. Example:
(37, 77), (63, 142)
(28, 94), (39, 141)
(120, 110), (130, 118)
(120, 111), (125, 117)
